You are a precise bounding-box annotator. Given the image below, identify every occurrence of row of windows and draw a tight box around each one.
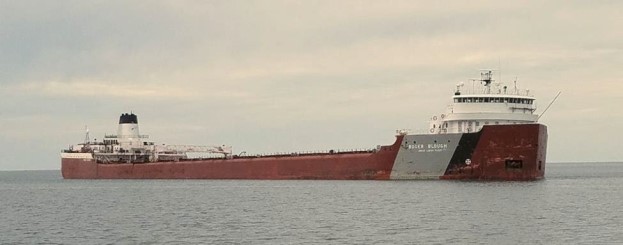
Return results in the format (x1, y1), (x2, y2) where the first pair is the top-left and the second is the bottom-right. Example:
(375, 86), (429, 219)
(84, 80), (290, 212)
(454, 97), (534, 104)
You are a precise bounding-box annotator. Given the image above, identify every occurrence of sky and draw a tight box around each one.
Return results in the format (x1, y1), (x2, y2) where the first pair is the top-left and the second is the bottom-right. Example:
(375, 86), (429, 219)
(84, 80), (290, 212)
(1, 0), (622, 170)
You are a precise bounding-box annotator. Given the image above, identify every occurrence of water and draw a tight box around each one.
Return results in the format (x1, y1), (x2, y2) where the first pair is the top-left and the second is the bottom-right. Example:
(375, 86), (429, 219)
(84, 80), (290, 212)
(1, 162), (622, 244)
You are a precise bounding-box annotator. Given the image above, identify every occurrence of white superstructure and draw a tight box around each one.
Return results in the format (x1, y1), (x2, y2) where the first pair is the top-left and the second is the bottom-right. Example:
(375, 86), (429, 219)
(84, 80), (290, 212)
(429, 70), (538, 134)
(103, 113), (153, 154)
(63, 113), (232, 163)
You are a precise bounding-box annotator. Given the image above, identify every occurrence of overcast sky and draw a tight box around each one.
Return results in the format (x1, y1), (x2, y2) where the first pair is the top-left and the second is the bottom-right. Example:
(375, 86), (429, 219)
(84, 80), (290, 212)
(1, 1), (622, 170)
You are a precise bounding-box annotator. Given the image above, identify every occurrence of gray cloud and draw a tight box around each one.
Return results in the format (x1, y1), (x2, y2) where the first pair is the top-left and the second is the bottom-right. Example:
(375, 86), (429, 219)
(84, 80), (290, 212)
(1, 0), (622, 170)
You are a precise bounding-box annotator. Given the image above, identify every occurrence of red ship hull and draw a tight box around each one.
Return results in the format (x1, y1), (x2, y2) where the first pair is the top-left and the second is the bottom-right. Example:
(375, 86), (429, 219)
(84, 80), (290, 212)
(62, 124), (547, 180)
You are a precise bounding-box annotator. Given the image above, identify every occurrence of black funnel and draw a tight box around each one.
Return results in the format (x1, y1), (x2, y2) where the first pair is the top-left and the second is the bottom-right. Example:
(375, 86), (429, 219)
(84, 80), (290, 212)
(119, 113), (138, 124)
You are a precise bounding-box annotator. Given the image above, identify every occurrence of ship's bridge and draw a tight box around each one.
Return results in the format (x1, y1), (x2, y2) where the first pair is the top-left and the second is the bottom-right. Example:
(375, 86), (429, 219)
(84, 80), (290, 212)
(429, 70), (538, 134)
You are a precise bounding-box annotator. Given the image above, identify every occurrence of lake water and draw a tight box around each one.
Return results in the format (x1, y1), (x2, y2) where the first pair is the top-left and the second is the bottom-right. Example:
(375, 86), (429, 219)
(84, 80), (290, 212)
(1, 162), (622, 244)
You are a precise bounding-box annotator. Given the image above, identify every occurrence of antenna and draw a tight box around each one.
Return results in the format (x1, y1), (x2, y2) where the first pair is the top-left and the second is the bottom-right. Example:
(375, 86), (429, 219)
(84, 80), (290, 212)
(84, 125), (90, 145)
(537, 91), (562, 121)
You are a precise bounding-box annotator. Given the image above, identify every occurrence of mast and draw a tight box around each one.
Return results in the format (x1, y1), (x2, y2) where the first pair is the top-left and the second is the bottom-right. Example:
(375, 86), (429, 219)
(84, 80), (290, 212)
(480, 70), (493, 94)
(84, 126), (90, 146)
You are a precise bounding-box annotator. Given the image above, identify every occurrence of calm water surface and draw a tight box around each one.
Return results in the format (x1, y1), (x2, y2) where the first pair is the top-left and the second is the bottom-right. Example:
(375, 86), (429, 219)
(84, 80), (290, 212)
(1, 162), (622, 244)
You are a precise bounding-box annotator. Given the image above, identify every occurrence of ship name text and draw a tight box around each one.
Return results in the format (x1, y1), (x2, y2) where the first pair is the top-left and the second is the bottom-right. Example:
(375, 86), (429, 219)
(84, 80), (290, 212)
(407, 143), (448, 152)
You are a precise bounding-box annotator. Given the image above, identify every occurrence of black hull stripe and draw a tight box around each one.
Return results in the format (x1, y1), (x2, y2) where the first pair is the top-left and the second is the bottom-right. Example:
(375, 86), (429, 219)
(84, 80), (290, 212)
(445, 131), (483, 175)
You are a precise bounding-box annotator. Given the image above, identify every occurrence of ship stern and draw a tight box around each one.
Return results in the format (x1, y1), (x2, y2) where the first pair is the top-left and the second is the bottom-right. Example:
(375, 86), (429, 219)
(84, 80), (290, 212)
(61, 153), (98, 179)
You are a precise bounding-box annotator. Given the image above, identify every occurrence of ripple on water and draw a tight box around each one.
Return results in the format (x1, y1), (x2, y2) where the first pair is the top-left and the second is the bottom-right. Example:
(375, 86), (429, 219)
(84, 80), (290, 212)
(1, 163), (623, 244)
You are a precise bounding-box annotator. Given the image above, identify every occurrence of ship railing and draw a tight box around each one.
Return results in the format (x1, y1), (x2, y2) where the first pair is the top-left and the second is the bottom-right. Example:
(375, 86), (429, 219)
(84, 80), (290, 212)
(153, 147), (376, 160)
(409, 128), (435, 134)
(457, 87), (532, 97)
(240, 148), (376, 158)
(104, 134), (149, 138)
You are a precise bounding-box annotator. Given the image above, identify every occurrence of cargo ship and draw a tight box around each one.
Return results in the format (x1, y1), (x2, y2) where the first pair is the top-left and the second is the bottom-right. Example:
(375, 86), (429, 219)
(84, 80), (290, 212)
(61, 70), (547, 180)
